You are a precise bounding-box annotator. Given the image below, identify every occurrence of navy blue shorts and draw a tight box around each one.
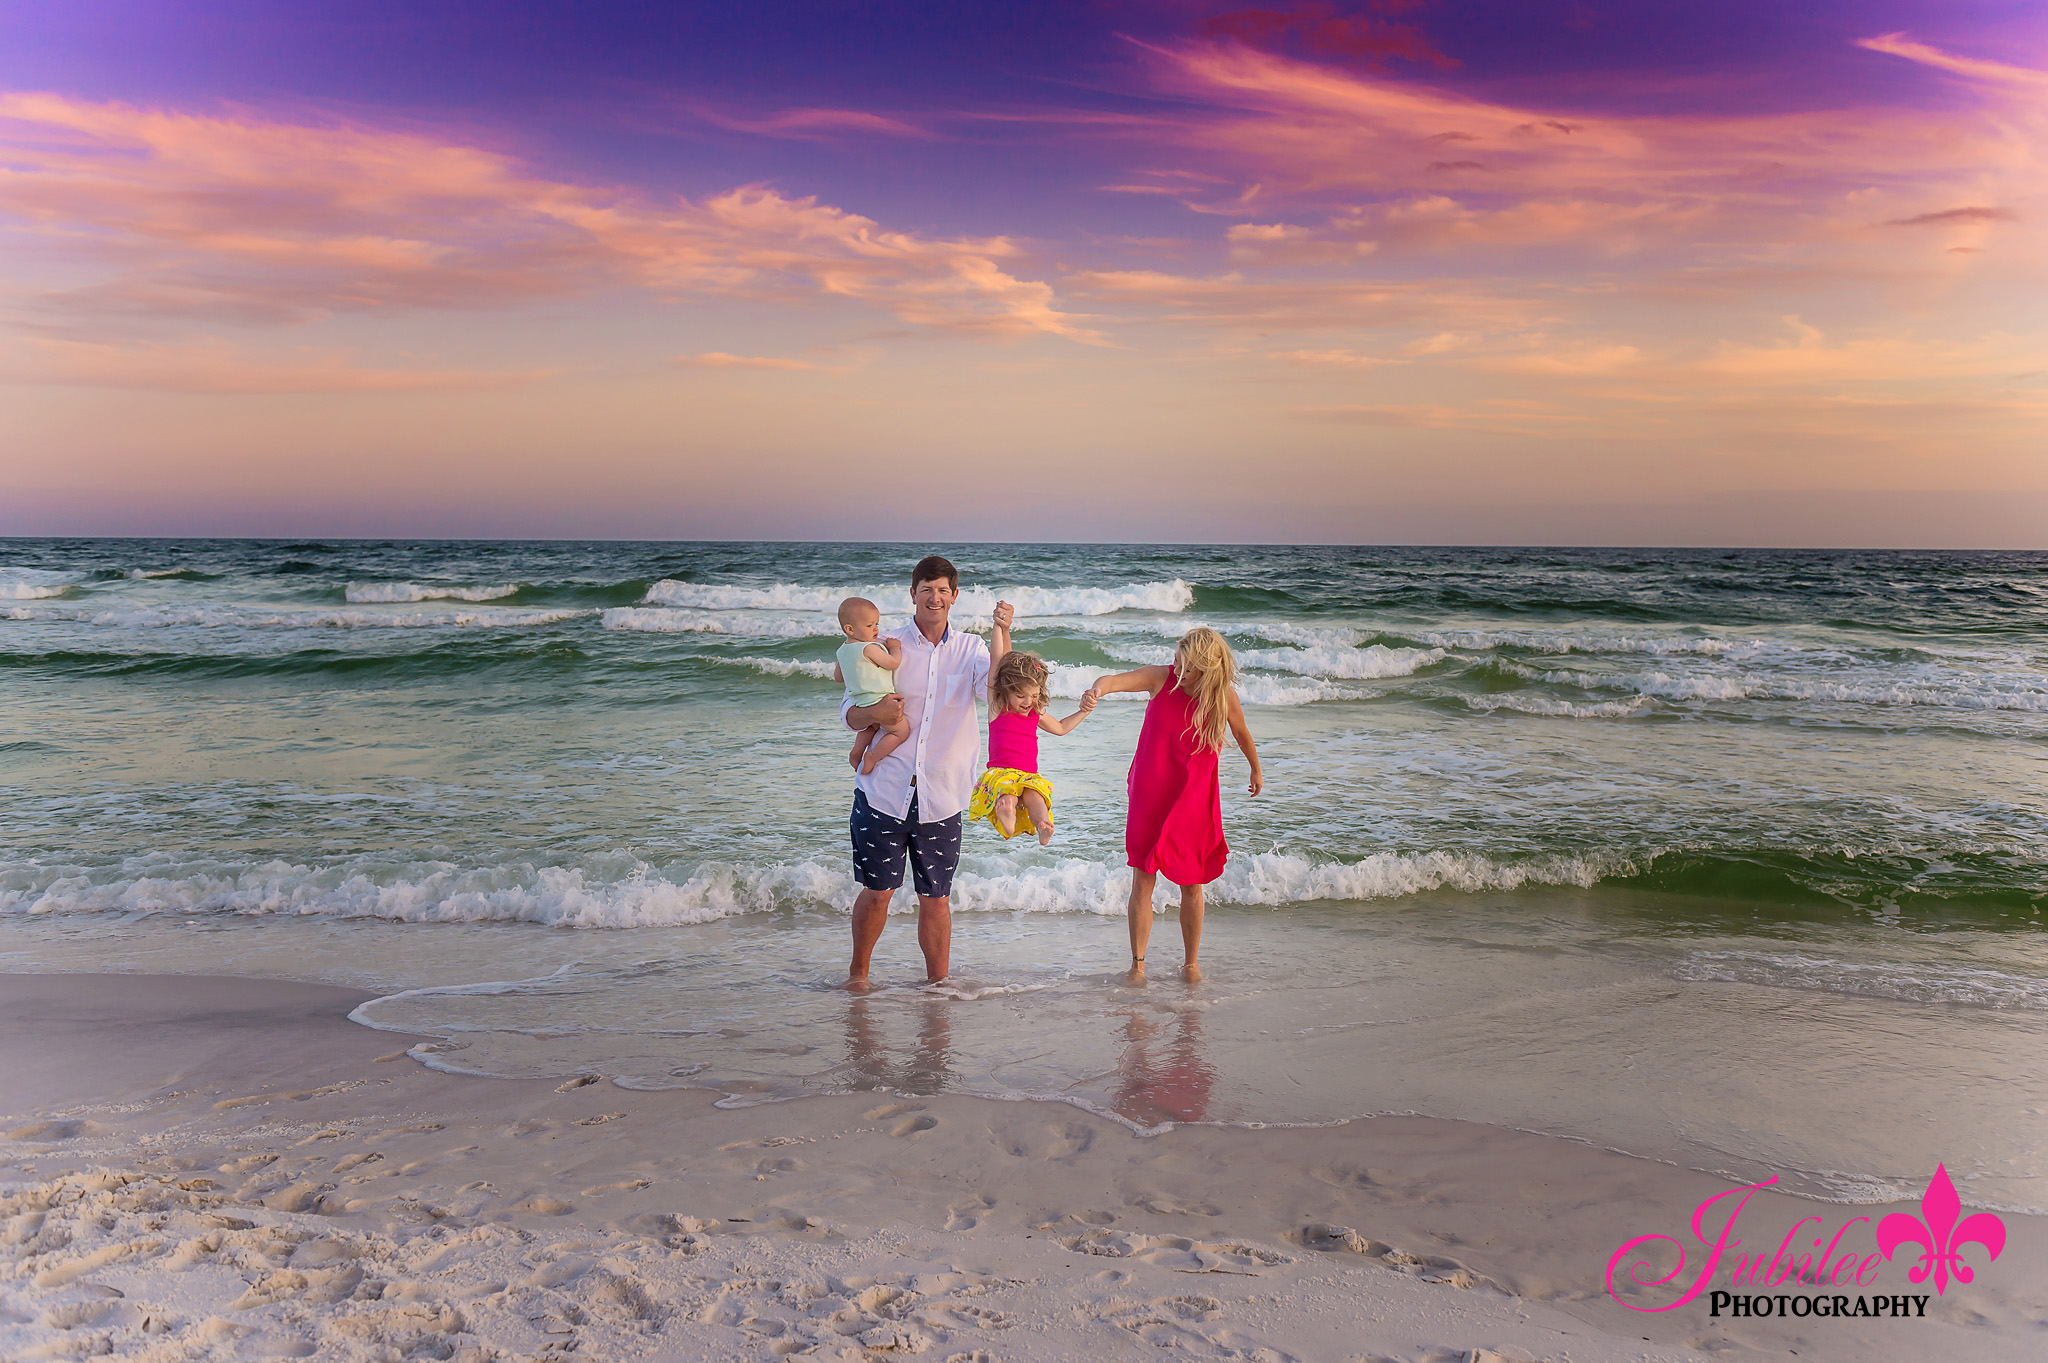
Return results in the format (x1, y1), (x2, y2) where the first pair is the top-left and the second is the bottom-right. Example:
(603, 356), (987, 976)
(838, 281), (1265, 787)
(850, 789), (962, 898)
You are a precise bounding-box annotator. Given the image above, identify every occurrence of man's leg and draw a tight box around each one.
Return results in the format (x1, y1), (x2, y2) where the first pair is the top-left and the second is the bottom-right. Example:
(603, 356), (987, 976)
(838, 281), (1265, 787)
(847, 791), (909, 990)
(916, 895), (951, 983)
(848, 885), (895, 990)
(904, 807), (961, 984)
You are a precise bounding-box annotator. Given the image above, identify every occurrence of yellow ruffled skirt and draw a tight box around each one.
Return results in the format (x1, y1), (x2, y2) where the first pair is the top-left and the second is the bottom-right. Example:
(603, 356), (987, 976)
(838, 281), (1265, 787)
(969, 766), (1054, 838)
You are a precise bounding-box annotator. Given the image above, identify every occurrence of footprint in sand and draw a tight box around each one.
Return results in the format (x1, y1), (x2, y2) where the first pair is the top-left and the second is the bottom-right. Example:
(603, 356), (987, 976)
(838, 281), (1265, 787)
(944, 1193), (994, 1230)
(515, 1197), (574, 1216)
(863, 1102), (918, 1121)
(1065, 1229), (1293, 1275)
(1130, 1192), (1222, 1217)
(893, 1114), (938, 1138)
(1302, 1224), (1510, 1294)
(555, 1075), (601, 1092)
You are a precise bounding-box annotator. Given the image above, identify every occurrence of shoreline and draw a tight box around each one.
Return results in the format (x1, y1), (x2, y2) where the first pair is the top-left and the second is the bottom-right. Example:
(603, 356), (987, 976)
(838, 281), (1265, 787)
(2, 974), (2041, 1361)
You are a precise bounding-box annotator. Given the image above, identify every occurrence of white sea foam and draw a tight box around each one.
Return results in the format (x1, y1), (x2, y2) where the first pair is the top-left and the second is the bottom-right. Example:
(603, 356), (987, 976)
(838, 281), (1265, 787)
(1673, 950), (2048, 1010)
(1520, 663), (2048, 713)
(1464, 692), (1653, 719)
(1, 847), (1622, 925)
(1418, 627), (1773, 659)
(345, 581), (521, 603)
(2, 604), (589, 630)
(1039, 660), (1362, 706)
(641, 578), (1194, 617)
(699, 654), (840, 680)
(601, 607), (835, 638)
(1236, 644), (1445, 680)
(0, 569), (79, 600)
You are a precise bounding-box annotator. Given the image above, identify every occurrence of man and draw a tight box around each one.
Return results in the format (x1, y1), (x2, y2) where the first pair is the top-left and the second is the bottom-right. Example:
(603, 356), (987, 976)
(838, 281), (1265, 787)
(839, 555), (1013, 987)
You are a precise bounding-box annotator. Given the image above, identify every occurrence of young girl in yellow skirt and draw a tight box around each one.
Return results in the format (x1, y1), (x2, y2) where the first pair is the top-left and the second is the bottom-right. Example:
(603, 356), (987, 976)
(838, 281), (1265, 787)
(969, 650), (1096, 845)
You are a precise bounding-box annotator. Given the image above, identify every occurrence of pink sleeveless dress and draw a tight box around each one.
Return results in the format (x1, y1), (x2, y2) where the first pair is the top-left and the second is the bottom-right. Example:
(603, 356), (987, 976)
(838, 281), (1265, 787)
(1125, 668), (1227, 885)
(987, 708), (1038, 773)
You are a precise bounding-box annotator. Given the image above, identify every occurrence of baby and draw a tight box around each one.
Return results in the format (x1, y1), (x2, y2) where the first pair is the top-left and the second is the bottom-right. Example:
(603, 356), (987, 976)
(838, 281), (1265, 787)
(835, 597), (909, 775)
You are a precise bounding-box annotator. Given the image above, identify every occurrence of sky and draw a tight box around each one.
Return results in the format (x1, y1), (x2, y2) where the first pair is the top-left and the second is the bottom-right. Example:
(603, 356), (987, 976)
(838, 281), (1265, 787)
(1, 0), (2043, 545)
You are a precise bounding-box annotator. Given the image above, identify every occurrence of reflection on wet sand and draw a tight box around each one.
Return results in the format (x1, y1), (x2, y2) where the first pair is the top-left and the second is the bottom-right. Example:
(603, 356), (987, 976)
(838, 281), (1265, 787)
(1112, 1002), (1216, 1127)
(841, 993), (955, 1096)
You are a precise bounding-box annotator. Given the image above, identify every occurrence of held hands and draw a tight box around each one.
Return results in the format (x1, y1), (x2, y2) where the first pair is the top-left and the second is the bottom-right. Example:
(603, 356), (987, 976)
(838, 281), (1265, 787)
(1077, 692), (1098, 714)
(992, 600), (1014, 632)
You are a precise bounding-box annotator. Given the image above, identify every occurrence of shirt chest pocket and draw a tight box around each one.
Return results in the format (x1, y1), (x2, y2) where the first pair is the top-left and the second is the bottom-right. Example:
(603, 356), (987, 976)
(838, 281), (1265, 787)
(940, 671), (970, 709)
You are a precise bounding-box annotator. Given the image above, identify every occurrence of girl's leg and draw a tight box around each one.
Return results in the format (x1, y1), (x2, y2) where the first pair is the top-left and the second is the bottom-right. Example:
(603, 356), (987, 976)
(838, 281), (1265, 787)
(1178, 882), (1205, 982)
(1125, 870), (1157, 980)
(1021, 789), (1053, 845)
(993, 793), (1017, 837)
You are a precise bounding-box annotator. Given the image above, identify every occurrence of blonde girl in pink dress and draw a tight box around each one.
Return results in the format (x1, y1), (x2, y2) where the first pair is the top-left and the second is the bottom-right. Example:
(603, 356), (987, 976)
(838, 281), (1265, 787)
(968, 651), (1096, 845)
(1084, 628), (1263, 982)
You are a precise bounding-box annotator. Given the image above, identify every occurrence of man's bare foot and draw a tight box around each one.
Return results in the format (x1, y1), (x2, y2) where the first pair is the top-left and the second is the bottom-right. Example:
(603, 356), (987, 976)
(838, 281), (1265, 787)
(1182, 962), (1203, 984)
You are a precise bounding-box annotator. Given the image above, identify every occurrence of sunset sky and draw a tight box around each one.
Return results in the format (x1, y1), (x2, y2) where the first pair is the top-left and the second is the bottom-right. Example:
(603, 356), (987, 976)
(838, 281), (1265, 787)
(2, 1), (2043, 545)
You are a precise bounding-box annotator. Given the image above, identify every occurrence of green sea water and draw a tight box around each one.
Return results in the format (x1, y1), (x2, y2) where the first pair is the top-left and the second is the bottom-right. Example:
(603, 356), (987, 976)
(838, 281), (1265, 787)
(3, 541), (2044, 1207)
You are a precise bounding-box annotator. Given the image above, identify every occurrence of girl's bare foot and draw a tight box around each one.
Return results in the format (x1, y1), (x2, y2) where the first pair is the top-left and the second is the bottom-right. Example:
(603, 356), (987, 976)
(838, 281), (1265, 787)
(1123, 958), (1147, 986)
(1036, 815), (1054, 847)
(1182, 962), (1203, 984)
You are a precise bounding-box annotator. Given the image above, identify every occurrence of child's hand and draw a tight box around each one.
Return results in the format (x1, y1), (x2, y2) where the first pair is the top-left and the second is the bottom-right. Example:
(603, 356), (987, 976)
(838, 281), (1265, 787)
(1078, 692), (1097, 713)
(993, 600), (1014, 631)
(883, 636), (902, 654)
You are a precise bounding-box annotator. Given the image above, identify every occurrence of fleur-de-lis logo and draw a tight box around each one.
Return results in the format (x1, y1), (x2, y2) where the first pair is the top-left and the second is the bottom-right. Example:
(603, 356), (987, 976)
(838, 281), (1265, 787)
(1876, 1164), (2006, 1295)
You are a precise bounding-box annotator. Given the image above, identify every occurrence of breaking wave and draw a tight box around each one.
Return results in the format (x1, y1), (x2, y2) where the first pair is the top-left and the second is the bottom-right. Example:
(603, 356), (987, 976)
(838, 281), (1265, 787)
(641, 578), (1194, 618)
(0, 847), (1625, 927)
(345, 582), (521, 603)
(3, 605), (590, 630)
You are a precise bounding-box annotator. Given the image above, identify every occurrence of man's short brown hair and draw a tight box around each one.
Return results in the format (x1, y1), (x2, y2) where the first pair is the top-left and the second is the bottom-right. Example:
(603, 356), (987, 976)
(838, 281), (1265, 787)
(910, 555), (958, 594)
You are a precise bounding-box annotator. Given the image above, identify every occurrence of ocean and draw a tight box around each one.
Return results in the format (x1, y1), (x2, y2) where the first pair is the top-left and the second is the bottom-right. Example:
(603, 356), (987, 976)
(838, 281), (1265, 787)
(3, 540), (2044, 1210)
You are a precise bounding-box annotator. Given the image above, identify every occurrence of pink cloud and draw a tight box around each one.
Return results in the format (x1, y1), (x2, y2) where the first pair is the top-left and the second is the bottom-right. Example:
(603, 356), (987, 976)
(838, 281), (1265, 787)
(0, 93), (1089, 341)
(673, 351), (823, 370)
(1856, 33), (2048, 90)
(1118, 38), (2043, 257)
(692, 106), (937, 141)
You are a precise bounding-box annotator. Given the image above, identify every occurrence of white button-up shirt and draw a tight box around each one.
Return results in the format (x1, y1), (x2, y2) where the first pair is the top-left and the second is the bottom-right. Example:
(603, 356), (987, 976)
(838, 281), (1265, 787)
(843, 622), (989, 823)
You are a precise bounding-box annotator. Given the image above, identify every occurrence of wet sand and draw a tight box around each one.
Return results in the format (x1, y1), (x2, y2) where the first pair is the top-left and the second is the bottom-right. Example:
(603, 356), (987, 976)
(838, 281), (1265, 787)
(2, 974), (2040, 1362)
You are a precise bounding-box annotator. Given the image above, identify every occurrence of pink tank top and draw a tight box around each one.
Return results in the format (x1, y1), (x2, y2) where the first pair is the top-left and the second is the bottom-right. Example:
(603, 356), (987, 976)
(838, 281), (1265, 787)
(987, 708), (1039, 773)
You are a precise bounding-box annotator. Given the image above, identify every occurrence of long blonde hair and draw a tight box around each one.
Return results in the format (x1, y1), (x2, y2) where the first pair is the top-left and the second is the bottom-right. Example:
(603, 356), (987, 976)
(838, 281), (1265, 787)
(1173, 627), (1236, 752)
(990, 651), (1050, 715)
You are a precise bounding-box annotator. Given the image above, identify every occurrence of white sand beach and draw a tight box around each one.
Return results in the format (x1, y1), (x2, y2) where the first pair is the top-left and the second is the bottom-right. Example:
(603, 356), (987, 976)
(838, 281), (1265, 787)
(3, 974), (2041, 1362)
